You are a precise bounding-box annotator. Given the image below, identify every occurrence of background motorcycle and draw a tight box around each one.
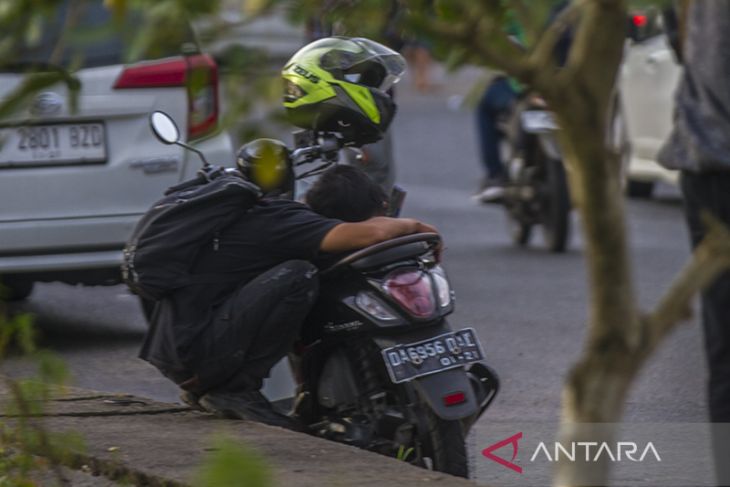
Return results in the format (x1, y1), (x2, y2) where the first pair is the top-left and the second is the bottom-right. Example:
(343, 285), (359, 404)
(149, 113), (500, 478)
(498, 96), (572, 253)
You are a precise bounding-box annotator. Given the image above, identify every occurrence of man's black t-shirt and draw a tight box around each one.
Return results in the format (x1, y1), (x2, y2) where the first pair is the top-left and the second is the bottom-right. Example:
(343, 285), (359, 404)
(193, 198), (342, 288)
(139, 199), (341, 376)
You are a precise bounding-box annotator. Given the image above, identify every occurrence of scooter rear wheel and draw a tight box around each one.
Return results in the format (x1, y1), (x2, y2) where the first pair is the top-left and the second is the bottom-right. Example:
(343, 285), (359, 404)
(401, 385), (468, 478)
(415, 408), (468, 477)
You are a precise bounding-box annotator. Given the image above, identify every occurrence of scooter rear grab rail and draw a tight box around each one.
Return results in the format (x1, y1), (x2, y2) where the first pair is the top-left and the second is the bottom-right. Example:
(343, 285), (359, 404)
(320, 232), (441, 277)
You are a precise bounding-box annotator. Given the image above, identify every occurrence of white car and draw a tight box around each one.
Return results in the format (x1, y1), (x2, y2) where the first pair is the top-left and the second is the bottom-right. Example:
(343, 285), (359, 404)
(619, 13), (681, 198)
(0, 3), (233, 300)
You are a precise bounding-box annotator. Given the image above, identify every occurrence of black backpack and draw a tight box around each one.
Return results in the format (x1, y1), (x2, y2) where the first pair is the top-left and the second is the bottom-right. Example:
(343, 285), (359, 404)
(122, 168), (261, 301)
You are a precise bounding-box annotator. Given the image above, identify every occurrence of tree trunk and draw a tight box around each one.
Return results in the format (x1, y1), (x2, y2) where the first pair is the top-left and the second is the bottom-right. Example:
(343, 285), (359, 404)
(413, 1), (730, 484)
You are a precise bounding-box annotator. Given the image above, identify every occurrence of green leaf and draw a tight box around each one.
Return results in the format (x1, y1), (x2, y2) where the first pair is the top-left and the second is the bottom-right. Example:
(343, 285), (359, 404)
(25, 13), (44, 46)
(193, 437), (271, 487)
(104, 0), (128, 21)
(434, 0), (469, 22)
(47, 431), (86, 462)
(35, 351), (69, 386)
(444, 46), (470, 71)
(13, 314), (37, 356)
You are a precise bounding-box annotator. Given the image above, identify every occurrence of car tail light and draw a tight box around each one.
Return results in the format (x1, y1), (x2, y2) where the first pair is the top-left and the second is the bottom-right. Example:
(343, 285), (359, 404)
(443, 391), (466, 407)
(114, 54), (219, 140)
(185, 54), (218, 139)
(383, 269), (435, 318)
(632, 14), (648, 27)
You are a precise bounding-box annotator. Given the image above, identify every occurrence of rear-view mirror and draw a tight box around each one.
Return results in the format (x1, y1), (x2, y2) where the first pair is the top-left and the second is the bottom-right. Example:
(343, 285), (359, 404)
(150, 111), (180, 145)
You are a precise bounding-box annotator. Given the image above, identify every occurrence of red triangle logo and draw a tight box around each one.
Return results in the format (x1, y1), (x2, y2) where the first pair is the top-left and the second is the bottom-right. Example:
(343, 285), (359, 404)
(482, 432), (523, 474)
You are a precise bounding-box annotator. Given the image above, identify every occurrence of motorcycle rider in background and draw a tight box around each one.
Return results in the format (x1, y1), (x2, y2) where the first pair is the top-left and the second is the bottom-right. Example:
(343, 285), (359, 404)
(473, 1), (571, 203)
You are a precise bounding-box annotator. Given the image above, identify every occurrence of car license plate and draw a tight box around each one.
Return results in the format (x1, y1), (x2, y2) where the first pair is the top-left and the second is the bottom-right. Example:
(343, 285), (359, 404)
(0, 123), (106, 167)
(521, 110), (558, 133)
(381, 328), (484, 384)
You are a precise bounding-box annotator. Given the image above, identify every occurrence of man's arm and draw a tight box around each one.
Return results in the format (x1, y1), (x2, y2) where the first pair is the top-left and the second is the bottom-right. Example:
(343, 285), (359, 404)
(320, 217), (439, 253)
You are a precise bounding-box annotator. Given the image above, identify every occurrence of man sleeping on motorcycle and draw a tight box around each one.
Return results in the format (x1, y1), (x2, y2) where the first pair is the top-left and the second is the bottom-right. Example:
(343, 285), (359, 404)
(140, 162), (439, 430)
(139, 37), (440, 431)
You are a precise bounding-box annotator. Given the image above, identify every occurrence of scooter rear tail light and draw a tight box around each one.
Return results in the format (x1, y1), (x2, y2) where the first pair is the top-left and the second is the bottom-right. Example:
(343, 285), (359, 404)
(114, 54), (219, 140)
(383, 269), (435, 318)
(443, 391), (466, 407)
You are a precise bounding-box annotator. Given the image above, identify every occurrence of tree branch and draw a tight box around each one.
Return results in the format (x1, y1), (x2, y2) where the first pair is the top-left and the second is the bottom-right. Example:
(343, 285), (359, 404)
(554, 0), (623, 99)
(644, 212), (730, 351)
(510, 0), (540, 46)
(417, 14), (534, 85)
(527, 1), (580, 74)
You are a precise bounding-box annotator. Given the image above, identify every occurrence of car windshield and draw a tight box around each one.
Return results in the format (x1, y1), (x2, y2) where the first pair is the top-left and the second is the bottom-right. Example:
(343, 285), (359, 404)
(1, 0), (197, 72)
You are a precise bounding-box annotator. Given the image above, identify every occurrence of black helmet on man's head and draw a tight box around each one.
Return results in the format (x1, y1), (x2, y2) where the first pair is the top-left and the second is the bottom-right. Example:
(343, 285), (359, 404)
(236, 138), (294, 197)
(282, 37), (405, 146)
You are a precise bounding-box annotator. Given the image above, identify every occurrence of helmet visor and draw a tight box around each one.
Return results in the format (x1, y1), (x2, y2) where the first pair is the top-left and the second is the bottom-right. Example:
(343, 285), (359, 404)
(316, 37), (406, 91)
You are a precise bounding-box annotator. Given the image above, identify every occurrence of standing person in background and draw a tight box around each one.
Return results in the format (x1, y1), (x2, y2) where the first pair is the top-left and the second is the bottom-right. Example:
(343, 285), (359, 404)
(402, 40), (433, 93)
(472, 1), (571, 203)
(397, 0), (434, 93)
(658, 1), (730, 485)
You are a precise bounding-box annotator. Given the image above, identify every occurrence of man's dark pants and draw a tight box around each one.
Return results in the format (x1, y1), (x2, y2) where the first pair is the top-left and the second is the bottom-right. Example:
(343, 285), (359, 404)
(191, 260), (318, 395)
(680, 171), (730, 485)
(476, 76), (518, 180)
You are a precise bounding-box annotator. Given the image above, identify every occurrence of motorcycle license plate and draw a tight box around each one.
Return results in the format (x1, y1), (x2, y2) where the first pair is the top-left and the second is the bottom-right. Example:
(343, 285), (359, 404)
(521, 110), (558, 133)
(381, 328), (484, 384)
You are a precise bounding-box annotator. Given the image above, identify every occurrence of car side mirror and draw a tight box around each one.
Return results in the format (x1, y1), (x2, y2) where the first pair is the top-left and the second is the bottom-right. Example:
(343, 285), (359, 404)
(150, 111), (180, 145)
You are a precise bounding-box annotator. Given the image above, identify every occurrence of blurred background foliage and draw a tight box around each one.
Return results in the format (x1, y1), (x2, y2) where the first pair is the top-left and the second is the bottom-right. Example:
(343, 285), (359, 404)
(0, 0), (675, 483)
(0, 0), (675, 143)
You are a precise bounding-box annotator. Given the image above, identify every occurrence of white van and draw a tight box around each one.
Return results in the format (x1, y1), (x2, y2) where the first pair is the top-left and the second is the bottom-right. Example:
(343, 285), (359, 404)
(619, 11), (681, 197)
(0, 2), (233, 300)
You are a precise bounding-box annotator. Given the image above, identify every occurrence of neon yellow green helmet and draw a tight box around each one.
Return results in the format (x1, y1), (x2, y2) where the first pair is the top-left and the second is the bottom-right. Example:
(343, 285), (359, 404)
(282, 37), (405, 145)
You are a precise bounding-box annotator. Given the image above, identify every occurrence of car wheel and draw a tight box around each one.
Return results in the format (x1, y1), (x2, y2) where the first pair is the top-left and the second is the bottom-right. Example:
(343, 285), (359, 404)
(0, 276), (35, 301)
(626, 179), (655, 198)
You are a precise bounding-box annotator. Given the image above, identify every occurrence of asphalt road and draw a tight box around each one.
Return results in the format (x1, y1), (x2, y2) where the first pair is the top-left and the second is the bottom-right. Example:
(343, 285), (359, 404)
(0, 67), (706, 483)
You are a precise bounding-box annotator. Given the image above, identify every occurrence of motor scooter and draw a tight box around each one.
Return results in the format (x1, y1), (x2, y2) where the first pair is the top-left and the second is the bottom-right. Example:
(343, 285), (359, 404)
(148, 112), (500, 478)
(497, 95), (572, 252)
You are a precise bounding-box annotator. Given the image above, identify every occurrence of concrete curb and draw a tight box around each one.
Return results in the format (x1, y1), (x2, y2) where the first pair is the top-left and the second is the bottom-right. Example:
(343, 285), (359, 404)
(1, 383), (479, 486)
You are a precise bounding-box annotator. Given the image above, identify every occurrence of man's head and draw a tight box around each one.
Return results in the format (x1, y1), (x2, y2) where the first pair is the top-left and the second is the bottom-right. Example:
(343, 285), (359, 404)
(306, 165), (387, 222)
